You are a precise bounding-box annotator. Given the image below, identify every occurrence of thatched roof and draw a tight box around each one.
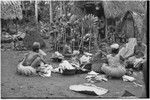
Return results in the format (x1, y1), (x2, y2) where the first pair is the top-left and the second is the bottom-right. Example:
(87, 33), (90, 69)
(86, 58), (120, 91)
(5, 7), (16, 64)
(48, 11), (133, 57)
(1, 1), (23, 20)
(72, 1), (146, 18)
(120, 11), (144, 38)
(102, 1), (146, 18)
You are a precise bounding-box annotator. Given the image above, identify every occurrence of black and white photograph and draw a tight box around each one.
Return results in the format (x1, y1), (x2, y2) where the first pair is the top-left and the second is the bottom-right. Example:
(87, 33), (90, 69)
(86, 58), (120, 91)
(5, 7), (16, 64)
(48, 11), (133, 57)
(1, 0), (148, 99)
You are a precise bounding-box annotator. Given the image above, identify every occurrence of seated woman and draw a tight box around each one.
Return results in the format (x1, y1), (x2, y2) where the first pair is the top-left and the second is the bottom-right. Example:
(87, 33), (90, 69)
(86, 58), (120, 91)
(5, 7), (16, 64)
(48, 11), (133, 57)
(63, 41), (73, 58)
(17, 42), (47, 75)
(126, 39), (147, 70)
(101, 43), (126, 78)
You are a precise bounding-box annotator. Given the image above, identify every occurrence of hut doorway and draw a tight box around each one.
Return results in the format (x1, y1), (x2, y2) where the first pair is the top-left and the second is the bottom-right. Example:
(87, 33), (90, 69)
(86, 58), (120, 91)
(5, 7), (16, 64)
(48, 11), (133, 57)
(120, 11), (137, 40)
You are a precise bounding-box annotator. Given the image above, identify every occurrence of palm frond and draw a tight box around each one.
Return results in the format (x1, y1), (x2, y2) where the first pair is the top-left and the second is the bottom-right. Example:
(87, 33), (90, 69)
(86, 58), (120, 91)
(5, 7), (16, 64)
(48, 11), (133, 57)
(1, 1), (23, 20)
(76, 14), (98, 29)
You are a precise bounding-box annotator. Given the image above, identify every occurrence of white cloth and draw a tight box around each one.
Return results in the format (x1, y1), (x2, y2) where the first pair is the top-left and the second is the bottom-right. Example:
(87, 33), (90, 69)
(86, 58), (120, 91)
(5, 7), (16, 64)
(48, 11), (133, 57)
(55, 51), (64, 58)
(110, 43), (119, 49)
(38, 64), (53, 77)
(118, 38), (137, 58)
(80, 55), (91, 64)
(73, 50), (80, 55)
(84, 52), (93, 56)
(58, 60), (75, 73)
(88, 71), (99, 75)
(122, 75), (135, 82)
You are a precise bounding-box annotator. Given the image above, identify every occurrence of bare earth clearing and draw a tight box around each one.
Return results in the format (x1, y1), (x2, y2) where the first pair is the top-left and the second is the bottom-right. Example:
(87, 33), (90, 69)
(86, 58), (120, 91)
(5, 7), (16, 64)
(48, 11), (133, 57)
(1, 48), (145, 98)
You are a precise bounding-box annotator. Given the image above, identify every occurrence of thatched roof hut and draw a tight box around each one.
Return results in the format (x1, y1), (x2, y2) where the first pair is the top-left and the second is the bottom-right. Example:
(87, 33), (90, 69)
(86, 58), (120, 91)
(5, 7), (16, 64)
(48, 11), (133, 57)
(71, 1), (146, 18)
(71, 1), (146, 39)
(1, 1), (46, 49)
(1, 1), (23, 20)
(102, 1), (145, 18)
(118, 11), (144, 39)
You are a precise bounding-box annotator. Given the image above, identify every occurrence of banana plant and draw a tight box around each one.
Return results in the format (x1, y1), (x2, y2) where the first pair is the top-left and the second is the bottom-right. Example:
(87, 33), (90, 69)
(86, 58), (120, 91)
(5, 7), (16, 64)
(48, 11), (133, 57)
(76, 14), (99, 52)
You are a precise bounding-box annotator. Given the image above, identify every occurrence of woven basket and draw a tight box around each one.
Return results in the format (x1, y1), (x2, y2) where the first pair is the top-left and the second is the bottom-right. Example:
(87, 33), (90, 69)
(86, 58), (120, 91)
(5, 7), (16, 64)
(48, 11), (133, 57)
(62, 69), (76, 75)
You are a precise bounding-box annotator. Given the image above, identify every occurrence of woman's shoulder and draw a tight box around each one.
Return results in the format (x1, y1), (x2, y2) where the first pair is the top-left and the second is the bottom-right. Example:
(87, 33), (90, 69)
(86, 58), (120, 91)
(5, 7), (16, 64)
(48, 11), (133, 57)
(27, 51), (40, 57)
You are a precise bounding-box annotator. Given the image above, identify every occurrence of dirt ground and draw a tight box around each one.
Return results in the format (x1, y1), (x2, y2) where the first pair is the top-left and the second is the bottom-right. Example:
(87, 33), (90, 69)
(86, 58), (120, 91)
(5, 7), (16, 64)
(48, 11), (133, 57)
(1, 48), (145, 98)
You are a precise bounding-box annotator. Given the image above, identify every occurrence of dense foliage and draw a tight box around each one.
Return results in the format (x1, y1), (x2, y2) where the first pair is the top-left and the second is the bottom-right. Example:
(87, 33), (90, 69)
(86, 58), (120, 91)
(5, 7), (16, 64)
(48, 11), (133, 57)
(1, 1), (147, 52)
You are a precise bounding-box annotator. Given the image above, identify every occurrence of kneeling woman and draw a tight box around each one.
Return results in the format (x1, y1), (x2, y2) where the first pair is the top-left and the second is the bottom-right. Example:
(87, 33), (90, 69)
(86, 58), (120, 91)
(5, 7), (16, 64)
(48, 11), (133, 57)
(17, 42), (47, 75)
(101, 44), (126, 78)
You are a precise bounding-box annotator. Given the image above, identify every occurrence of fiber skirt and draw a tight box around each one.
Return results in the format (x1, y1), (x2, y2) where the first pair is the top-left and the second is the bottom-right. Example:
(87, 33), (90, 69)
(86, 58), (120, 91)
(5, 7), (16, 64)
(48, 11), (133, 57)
(17, 61), (36, 76)
(101, 64), (126, 78)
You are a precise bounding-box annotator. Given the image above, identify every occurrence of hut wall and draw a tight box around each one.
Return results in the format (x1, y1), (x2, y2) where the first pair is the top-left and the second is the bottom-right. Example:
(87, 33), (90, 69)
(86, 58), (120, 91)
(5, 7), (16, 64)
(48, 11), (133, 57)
(122, 19), (135, 38)
(119, 11), (140, 40)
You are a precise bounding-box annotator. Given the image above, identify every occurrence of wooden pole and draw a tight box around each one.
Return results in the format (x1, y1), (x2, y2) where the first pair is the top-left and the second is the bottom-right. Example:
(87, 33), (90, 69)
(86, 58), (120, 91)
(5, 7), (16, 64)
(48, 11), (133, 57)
(88, 26), (92, 53)
(105, 18), (108, 40)
(15, 18), (18, 34)
(71, 29), (73, 51)
(94, 27), (99, 52)
(35, 0), (38, 34)
(79, 23), (84, 51)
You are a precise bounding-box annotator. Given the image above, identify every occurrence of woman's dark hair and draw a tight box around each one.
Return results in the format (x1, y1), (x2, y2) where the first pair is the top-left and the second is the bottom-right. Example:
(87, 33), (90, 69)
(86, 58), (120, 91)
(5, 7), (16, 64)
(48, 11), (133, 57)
(32, 42), (40, 52)
(111, 48), (119, 54)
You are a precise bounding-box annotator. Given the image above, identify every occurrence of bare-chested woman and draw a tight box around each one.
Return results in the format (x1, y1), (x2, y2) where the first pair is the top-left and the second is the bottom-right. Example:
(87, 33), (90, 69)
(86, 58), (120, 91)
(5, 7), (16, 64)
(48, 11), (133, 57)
(22, 42), (46, 69)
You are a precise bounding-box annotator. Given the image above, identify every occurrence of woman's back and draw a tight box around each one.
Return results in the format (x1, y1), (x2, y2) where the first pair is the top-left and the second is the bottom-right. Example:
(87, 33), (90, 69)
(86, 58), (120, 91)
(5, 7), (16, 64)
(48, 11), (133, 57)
(107, 54), (121, 67)
(22, 51), (40, 66)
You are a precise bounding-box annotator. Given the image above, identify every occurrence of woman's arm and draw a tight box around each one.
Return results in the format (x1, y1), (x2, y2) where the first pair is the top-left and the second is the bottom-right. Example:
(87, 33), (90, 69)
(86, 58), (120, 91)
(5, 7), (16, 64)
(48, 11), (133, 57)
(37, 54), (47, 64)
(19, 53), (28, 62)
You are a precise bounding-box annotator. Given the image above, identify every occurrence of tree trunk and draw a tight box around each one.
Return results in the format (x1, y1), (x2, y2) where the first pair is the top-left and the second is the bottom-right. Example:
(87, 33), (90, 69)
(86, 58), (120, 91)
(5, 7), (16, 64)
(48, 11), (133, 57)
(79, 24), (84, 51)
(89, 28), (92, 52)
(105, 18), (108, 39)
(49, 1), (53, 23)
(35, 0), (38, 33)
